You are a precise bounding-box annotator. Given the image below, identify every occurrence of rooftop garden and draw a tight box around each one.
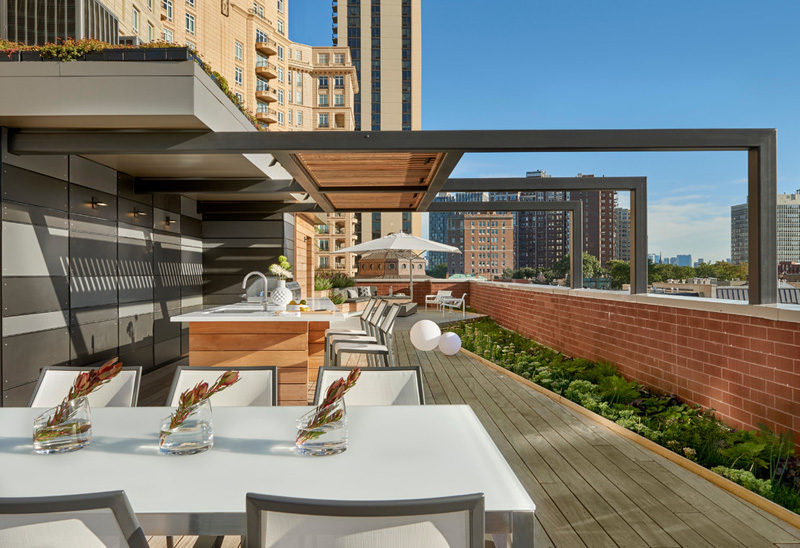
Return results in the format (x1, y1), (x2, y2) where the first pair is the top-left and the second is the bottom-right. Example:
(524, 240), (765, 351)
(446, 317), (800, 515)
(0, 38), (263, 130)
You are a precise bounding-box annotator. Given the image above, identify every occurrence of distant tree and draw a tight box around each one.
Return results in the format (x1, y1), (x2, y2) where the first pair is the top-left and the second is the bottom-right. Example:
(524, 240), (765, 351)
(426, 263), (448, 279)
(554, 253), (606, 280)
(607, 260), (630, 289)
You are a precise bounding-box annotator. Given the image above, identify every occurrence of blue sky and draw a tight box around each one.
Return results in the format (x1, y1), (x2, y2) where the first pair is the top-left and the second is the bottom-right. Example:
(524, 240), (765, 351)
(291, 1), (800, 261)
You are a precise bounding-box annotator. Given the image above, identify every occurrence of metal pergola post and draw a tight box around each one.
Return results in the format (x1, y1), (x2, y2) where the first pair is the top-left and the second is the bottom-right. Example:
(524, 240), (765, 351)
(428, 201), (584, 289)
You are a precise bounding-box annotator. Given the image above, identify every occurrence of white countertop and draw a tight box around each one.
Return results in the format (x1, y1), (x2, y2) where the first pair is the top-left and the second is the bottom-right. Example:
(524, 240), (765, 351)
(171, 301), (344, 322)
(0, 406), (535, 538)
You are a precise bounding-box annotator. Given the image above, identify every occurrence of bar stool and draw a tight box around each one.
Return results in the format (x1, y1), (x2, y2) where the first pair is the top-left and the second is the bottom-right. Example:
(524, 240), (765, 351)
(331, 304), (401, 367)
(325, 299), (387, 366)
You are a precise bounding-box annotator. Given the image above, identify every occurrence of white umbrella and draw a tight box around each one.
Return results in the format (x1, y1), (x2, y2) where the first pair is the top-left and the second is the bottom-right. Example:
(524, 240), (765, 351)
(337, 232), (461, 301)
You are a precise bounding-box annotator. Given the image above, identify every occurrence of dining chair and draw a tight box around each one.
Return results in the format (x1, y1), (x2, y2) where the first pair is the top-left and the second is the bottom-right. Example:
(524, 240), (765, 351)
(0, 490), (148, 548)
(425, 289), (452, 311)
(245, 492), (484, 548)
(28, 365), (142, 408)
(166, 366), (278, 406)
(325, 299), (388, 366)
(331, 303), (401, 367)
(314, 366), (425, 406)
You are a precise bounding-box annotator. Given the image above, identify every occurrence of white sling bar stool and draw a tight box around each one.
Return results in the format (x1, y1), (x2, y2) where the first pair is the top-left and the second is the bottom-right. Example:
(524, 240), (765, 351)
(28, 365), (142, 408)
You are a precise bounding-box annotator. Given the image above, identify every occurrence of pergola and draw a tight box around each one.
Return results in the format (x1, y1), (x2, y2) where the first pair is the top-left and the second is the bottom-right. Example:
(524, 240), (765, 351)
(8, 128), (777, 304)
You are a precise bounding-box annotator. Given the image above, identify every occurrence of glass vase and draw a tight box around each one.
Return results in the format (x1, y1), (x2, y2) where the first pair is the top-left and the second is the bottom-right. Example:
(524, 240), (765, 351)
(32, 396), (92, 454)
(296, 398), (347, 456)
(159, 399), (214, 455)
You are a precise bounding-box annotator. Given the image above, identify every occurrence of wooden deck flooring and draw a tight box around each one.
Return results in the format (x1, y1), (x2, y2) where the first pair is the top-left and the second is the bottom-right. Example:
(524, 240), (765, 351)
(142, 324), (800, 547)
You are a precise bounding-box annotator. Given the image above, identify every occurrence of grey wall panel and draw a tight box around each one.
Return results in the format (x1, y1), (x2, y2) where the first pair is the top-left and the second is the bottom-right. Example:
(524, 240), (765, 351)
(202, 293), (248, 306)
(119, 344), (154, 373)
(71, 304), (118, 326)
(118, 227), (154, 277)
(3, 327), (70, 389)
(2, 164), (68, 211)
(154, 337), (181, 366)
(181, 196), (200, 219)
(202, 220), (284, 239)
(118, 276), (153, 303)
(154, 282), (181, 310)
(3, 201), (69, 228)
(202, 238), (283, 249)
(2, 382), (36, 407)
(203, 247), (282, 277)
(70, 276), (118, 308)
(2, 221), (69, 277)
(180, 215), (202, 237)
(117, 172), (152, 205)
(70, 228), (118, 277)
(154, 195), (181, 214)
(69, 184), (118, 222)
(3, 277), (69, 316)
(70, 319), (119, 365)
(69, 157), (117, 195)
(153, 208), (181, 233)
(154, 310), (181, 343)
(117, 197), (152, 228)
(203, 275), (252, 296)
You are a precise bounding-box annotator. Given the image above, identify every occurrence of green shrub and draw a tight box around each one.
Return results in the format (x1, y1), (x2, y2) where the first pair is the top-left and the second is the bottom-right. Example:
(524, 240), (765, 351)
(446, 317), (800, 516)
(314, 277), (333, 291)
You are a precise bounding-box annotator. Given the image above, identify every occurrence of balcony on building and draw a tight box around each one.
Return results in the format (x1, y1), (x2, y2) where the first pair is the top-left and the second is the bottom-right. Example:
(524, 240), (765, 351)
(255, 87), (278, 103)
(255, 62), (278, 79)
(255, 39), (278, 56)
(256, 107), (278, 124)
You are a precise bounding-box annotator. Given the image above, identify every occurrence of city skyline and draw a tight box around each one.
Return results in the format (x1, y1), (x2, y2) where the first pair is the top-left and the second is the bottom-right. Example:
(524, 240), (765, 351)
(291, 1), (800, 261)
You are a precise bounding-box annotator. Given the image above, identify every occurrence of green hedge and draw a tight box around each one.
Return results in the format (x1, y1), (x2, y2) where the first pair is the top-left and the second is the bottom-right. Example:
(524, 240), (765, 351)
(447, 317), (800, 514)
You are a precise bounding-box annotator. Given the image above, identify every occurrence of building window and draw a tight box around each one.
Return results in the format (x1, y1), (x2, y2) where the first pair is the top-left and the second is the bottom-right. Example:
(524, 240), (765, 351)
(163, 0), (173, 21)
(234, 41), (243, 61)
(295, 72), (302, 86)
(318, 113), (329, 128)
(288, 109), (292, 124)
(252, 2), (264, 17)
(185, 13), (195, 34)
(277, 89), (284, 104)
(334, 52), (345, 64)
(277, 67), (284, 82)
(186, 40), (195, 49)
(334, 93), (344, 106)
(186, 0), (194, 5)
(163, 27), (173, 42)
(132, 7), (140, 33)
(147, 0), (153, 10)
(287, 71), (292, 85)
(318, 53), (329, 64)
(297, 111), (303, 126)
(334, 75), (344, 88)
(278, 111), (284, 125)
(277, 45), (284, 60)
(277, 0), (284, 12)
(318, 76), (328, 88)
(234, 67), (243, 86)
(256, 29), (268, 42)
(147, 23), (154, 42)
(235, 92), (243, 103)
(277, 19), (284, 34)
(319, 94), (329, 107)
(295, 90), (302, 104)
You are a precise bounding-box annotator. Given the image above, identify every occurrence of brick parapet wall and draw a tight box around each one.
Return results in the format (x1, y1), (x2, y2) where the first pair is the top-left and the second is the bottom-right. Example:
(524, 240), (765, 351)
(467, 281), (800, 438)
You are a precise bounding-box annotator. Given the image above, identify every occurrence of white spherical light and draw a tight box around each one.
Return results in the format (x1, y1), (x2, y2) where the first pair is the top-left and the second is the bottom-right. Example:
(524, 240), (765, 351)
(409, 320), (441, 352)
(438, 332), (462, 356)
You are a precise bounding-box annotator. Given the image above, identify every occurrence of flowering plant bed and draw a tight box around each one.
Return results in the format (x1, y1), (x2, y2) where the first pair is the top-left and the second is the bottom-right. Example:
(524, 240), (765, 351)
(447, 317), (800, 515)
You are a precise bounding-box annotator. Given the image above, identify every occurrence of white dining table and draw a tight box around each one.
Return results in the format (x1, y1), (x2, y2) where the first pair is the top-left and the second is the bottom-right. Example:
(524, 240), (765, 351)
(0, 405), (535, 546)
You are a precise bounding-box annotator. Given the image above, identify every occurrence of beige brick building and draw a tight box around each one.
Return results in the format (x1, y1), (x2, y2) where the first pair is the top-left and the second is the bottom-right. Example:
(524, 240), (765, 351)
(107, 0), (358, 131)
(463, 213), (514, 279)
(315, 212), (359, 275)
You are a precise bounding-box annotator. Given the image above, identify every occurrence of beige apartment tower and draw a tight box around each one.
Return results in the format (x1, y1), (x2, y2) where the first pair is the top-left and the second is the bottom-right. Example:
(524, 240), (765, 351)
(334, 0), (423, 242)
(107, 0), (358, 131)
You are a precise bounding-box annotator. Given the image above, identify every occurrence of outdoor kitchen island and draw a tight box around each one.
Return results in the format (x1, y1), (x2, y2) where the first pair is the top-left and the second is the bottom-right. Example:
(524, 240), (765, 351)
(171, 302), (343, 405)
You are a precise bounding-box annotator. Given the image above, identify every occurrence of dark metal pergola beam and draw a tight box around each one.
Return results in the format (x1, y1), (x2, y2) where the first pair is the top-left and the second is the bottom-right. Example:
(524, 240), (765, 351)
(429, 201), (583, 289)
(196, 201), (320, 214)
(6, 128), (777, 304)
(133, 178), (302, 194)
(441, 176), (648, 295)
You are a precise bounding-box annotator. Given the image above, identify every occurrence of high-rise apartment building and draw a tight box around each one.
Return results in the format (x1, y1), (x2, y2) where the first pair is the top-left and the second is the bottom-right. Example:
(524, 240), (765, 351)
(5, 0), (360, 132)
(335, 0), (423, 241)
(731, 189), (800, 265)
(428, 192), (485, 273)
(613, 208), (631, 262)
(315, 212), (360, 275)
(489, 171), (616, 270)
(463, 213), (514, 278)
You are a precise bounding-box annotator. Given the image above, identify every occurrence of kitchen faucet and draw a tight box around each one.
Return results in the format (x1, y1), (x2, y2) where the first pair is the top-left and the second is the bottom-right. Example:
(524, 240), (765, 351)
(242, 271), (269, 310)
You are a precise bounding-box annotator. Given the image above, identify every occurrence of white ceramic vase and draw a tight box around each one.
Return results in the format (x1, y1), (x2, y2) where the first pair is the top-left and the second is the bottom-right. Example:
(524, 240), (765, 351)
(271, 279), (293, 310)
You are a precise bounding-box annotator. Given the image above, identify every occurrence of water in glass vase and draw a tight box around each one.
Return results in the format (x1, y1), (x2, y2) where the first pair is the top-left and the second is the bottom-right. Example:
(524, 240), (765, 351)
(296, 399), (348, 456)
(159, 399), (214, 455)
(32, 397), (93, 454)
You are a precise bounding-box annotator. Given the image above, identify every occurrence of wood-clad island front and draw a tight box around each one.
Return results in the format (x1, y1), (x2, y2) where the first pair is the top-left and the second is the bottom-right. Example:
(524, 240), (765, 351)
(172, 307), (341, 405)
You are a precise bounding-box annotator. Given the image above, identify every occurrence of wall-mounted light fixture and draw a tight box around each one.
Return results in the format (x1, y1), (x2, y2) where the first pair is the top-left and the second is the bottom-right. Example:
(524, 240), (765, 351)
(90, 198), (108, 209)
(164, 216), (177, 225)
(132, 208), (147, 217)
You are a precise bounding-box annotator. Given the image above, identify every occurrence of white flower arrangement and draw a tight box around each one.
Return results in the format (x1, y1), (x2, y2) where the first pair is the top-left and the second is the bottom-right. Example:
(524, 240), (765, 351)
(269, 255), (293, 280)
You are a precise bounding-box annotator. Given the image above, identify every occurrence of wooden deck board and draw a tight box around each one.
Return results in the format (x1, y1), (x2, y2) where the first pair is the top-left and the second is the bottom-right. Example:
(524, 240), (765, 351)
(142, 327), (800, 547)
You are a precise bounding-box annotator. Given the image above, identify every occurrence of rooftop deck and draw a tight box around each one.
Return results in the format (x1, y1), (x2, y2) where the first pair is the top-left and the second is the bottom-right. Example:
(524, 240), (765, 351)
(143, 312), (800, 547)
